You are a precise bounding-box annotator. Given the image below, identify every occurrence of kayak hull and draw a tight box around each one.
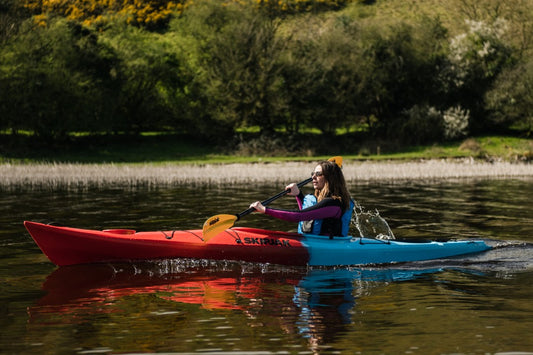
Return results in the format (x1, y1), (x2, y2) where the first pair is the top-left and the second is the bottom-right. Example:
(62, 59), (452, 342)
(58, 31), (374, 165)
(24, 221), (491, 267)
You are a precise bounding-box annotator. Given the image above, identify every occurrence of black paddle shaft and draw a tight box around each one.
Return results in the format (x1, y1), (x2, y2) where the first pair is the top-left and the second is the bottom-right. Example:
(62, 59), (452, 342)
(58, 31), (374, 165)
(237, 177), (313, 220)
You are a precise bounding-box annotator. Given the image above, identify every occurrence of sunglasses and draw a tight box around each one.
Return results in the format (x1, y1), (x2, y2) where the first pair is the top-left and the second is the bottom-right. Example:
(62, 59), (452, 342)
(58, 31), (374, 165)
(311, 171), (323, 178)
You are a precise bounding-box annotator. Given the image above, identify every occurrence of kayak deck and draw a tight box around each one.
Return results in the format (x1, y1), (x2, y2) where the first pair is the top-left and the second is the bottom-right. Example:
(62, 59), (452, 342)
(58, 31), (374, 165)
(301, 234), (491, 266)
(24, 221), (491, 267)
(24, 221), (310, 267)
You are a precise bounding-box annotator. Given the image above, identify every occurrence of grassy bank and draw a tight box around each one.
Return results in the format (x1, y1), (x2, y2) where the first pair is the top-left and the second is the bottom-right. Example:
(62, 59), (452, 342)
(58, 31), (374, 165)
(0, 132), (531, 164)
(2, 160), (532, 189)
(363, 136), (533, 162)
(1, 133), (531, 188)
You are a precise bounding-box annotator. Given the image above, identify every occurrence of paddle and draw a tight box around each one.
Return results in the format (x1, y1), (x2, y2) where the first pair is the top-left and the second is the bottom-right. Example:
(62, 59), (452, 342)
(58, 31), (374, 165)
(202, 156), (343, 242)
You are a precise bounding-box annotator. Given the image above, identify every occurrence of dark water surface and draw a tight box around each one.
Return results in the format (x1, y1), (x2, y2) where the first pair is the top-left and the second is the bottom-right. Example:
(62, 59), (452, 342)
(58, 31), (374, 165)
(1, 179), (532, 354)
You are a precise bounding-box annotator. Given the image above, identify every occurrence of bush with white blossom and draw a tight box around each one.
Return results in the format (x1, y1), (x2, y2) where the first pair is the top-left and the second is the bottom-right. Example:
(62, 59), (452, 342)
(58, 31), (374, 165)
(443, 106), (469, 140)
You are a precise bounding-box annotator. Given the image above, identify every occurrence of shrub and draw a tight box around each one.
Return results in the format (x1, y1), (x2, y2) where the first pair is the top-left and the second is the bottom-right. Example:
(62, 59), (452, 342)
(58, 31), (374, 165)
(485, 60), (533, 133)
(21, 0), (186, 30)
(443, 106), (469, 140)
(398, 105), (443, 144)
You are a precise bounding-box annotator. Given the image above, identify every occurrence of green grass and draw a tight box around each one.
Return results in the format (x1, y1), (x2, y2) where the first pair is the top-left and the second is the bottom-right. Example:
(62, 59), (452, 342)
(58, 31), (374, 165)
(0, 132), (531, 164)
(345, 136), (532, 161)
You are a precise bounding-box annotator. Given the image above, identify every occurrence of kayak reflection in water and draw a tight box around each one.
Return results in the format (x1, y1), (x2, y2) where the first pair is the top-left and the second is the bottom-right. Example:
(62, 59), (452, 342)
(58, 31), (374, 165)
(250, 160), (354, 237)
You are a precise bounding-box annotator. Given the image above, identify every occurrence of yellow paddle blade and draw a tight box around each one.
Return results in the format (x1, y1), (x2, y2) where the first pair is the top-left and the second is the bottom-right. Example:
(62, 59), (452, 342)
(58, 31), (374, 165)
(328, 156), (343, 168)
(202, 214), (238, 242)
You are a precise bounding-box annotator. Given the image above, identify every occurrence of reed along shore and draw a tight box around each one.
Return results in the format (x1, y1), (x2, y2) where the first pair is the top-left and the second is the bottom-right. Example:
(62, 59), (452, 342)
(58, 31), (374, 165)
(1, 159), (532, 190)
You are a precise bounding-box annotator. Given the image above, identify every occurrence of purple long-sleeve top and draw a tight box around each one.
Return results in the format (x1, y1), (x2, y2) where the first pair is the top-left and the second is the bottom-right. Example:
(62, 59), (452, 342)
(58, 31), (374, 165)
(264, 196), (343, 223)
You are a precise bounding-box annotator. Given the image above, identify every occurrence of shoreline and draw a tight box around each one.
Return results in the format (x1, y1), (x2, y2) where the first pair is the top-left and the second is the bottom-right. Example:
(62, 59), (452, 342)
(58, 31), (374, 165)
(1, 159), (532, 189)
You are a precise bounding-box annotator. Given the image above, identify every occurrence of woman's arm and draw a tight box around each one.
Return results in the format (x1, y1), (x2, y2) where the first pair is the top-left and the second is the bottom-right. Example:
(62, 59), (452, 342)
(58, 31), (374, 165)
(284, 183), (304, 209)
(264, 198), (342, 223)
(295, 191), (305, 209)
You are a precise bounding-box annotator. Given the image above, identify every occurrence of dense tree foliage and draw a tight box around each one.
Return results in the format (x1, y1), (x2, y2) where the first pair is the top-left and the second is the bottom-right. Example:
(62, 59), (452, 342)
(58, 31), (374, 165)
(0, 0), (531, 148)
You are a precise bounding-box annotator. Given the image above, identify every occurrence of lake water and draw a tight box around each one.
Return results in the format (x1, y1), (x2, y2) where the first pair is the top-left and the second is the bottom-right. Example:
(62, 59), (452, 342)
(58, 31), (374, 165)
(1, 178), (532, 354)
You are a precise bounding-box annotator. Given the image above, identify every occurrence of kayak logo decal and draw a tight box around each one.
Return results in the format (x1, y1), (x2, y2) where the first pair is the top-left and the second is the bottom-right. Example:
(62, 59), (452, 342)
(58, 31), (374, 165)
(240, 237), (292, 247)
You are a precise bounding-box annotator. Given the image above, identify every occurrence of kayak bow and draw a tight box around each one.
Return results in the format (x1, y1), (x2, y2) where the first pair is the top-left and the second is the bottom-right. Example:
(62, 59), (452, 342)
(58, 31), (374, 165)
(24, 221), (491, 267)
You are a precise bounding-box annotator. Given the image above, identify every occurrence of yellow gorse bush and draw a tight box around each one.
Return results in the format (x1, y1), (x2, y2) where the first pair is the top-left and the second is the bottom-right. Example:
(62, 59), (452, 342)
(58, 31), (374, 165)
(22, 0), (351, 28)
(23, 0), (188, 28)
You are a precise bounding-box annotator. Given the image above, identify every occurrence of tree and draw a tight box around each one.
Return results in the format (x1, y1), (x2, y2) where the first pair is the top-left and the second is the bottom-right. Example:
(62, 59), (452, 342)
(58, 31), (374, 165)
(281, 14), (366, 136)
(0, 18), (118, 138)
(444, 18), (515, 133)
(359, 18), (449, 139)
(485, 60), (533, 134)
(100, 23), (186, 134)
(205, 7), (288, 135)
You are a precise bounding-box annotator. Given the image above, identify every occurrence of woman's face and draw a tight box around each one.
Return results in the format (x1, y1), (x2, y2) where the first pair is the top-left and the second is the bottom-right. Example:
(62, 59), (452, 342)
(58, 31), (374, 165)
(311, 165), (325, 190)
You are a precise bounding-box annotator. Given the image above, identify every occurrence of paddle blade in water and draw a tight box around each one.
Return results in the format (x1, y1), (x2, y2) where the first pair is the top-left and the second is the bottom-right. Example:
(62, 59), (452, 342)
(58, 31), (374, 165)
(202, 214), (238, 242)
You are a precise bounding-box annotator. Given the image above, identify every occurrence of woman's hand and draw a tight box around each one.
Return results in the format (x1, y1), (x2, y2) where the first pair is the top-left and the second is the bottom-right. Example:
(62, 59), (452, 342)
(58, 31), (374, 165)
(285, 183), (300, 196)
(250, 201), (266, 213)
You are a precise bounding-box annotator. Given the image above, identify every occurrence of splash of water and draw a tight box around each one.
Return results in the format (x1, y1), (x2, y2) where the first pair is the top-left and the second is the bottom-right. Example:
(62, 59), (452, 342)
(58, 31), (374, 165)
(351, 202), (395, 240)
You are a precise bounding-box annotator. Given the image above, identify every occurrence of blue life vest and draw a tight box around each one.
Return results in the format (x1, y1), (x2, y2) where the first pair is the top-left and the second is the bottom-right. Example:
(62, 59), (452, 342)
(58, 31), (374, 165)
(341, 199), (355, 237)
(298, 195), (354, 237)
(298, 195), (322, 235)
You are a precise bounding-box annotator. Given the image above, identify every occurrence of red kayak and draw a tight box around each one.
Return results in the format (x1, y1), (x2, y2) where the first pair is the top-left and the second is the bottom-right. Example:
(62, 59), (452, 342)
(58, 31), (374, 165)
(24, 221), (491, 267)
(24, 221), (309, 266)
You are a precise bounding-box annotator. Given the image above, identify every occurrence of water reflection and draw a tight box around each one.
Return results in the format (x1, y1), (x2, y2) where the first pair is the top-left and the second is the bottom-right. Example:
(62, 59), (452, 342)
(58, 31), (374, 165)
(29, 261), (452, 352)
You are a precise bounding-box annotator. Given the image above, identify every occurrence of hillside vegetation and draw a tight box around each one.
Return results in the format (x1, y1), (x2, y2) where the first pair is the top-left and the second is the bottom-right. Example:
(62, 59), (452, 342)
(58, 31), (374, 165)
(1, 0), (531, 158)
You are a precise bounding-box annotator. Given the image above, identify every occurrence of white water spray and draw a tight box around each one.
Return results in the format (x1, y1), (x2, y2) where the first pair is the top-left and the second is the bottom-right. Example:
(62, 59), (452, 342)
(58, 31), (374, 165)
(351, 202), (395, 240)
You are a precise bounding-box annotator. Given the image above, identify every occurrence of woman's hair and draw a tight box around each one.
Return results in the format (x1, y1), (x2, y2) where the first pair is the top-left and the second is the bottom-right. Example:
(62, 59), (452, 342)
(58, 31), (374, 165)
(315, 160), (351, 212)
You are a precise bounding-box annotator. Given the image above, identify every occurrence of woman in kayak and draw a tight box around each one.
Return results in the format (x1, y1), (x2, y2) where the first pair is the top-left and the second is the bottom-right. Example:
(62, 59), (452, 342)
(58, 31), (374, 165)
(250, 160), (353, 237)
